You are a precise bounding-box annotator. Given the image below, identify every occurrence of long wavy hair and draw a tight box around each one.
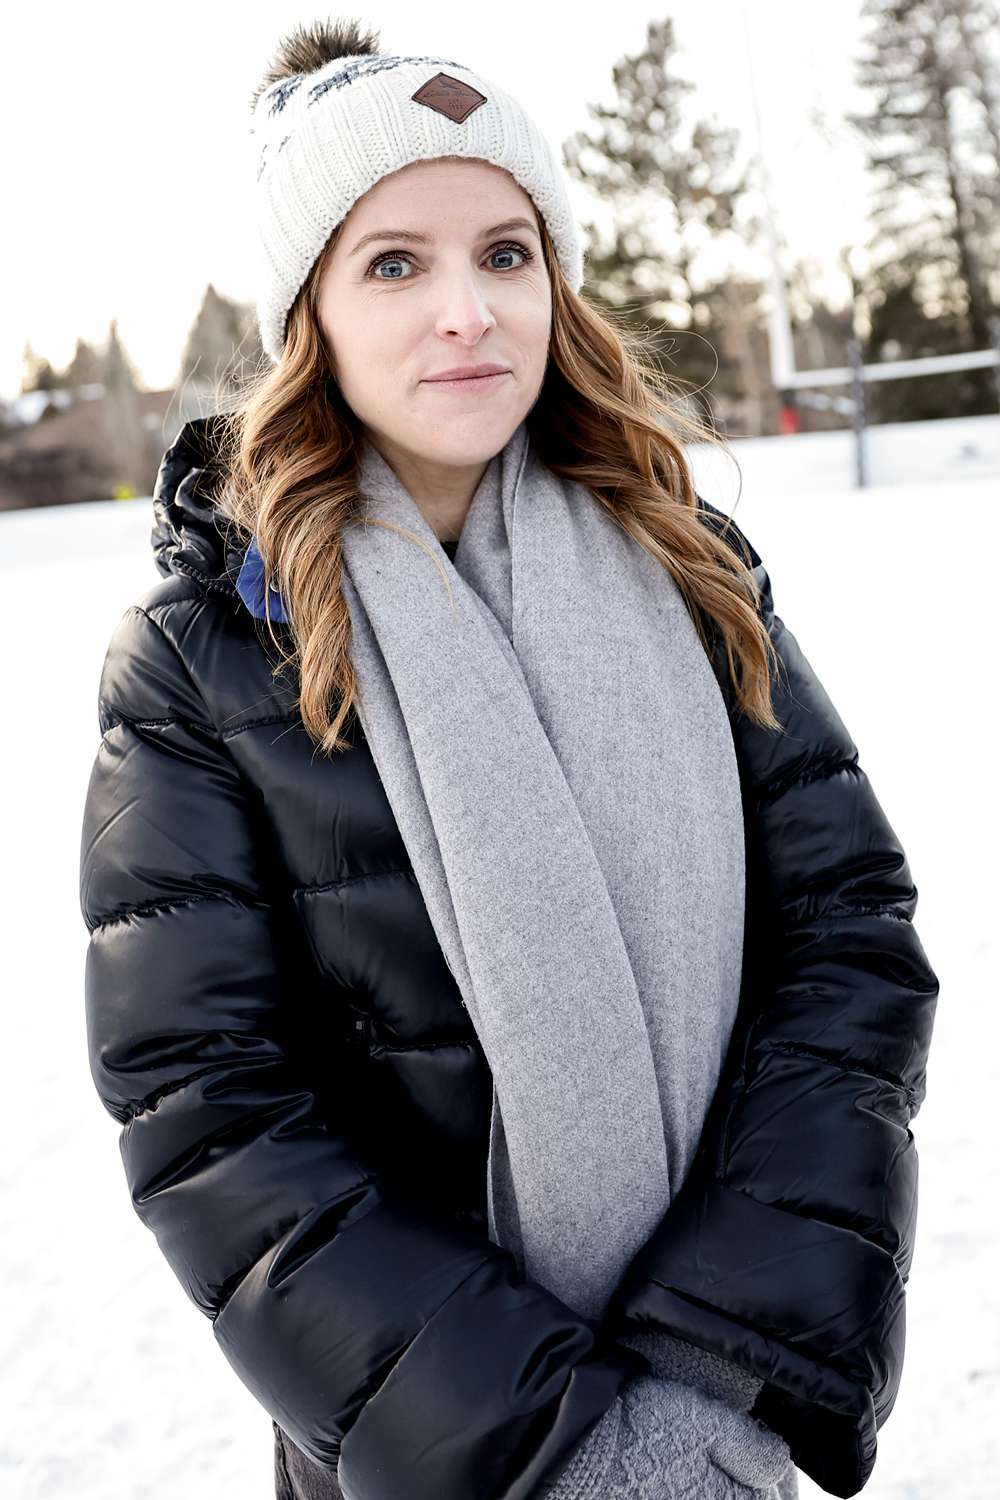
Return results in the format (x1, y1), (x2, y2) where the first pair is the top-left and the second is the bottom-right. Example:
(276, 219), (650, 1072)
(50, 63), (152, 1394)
(211, 23), (784, 758)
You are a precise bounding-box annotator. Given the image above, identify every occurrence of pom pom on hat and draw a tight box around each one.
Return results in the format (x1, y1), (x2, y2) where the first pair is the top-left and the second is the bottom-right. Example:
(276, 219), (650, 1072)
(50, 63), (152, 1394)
(248, 17), (584, 361)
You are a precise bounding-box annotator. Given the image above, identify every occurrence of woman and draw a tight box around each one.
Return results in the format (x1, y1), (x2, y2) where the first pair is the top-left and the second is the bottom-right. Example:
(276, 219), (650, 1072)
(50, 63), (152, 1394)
(79, 18), (939, 1500)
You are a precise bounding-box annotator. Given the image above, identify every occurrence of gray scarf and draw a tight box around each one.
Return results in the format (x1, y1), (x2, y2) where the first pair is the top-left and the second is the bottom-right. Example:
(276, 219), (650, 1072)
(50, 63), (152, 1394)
(340, 419), (746, 1322)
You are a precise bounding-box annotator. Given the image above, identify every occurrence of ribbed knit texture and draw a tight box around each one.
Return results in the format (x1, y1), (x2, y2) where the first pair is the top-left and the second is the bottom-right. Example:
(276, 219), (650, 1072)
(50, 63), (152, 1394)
(249, 51), (584, 360)
(620, 1327), (765, 1411)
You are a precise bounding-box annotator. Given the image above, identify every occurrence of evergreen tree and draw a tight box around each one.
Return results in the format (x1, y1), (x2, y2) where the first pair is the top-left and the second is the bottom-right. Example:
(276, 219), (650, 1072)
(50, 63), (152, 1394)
(178, 283), (262, 402)
(64, 337), (105, 391)
(103, 318), (142, 393)
(954, 0), (1000, 188)
(20, 341), (59, 394)
(849, 0), (999, 358)
(559, 16), (754, 426)
(101, 318), (146, 494)
(864, 275), (987, 419)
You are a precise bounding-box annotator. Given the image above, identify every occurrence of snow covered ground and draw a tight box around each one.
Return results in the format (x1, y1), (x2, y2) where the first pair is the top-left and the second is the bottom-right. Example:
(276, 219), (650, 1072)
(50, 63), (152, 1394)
(1, 414), (995, 1498)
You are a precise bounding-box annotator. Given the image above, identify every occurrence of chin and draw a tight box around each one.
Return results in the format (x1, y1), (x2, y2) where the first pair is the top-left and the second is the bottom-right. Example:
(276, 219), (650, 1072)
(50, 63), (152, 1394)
(411, 404), (523, 448)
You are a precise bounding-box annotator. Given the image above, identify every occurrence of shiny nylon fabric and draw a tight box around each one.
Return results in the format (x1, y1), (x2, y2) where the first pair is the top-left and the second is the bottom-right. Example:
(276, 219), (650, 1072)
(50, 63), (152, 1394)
(79, 416), (939, 1500)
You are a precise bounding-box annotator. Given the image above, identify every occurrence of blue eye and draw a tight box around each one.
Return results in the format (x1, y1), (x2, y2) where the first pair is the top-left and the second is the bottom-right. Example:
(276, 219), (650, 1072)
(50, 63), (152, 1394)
(365, 241), (535, 280)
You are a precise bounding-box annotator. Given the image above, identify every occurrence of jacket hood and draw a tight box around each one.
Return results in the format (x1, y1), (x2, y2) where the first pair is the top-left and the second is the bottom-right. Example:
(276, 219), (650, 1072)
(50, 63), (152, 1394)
(151, 415), (247, 602)
(150, 416), (294, 623)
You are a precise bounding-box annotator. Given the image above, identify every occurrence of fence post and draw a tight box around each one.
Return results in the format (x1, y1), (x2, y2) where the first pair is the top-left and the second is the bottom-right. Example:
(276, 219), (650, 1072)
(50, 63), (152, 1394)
(847, 337), (867, 489)
(990, 315), (1000, 415)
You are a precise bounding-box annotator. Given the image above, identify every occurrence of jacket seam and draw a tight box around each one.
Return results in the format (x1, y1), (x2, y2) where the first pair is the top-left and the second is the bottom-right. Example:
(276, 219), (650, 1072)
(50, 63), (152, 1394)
(750, 1039), (921, 1106)
(131, 603), (226, 741)
(101, 710), (218, 738)
(102, 707), (302, 741)
(819, 902), (913, 923)
(371, 1038), (478, 1056)
(754, 753), (860, 809)
(655, 1180), (903, 1267)
(639, 1277), (874, 1369)
(136, 600), (300, 742)
(87, 889), (267, 935)
(106, 603), (275, 740)
(294, 868), (415, 896)
(166, 555), (239, 600)
(121, 1056), (283, 1126)
(128, 605), (277, 825)
(221, 712), (301, 740)
(768, 899), (915, 932)
(724, 1179), (904, 1269)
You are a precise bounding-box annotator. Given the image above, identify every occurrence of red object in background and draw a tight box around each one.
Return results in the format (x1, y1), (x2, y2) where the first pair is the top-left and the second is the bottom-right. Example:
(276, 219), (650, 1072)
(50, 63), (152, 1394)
(778, 402), (801, 434)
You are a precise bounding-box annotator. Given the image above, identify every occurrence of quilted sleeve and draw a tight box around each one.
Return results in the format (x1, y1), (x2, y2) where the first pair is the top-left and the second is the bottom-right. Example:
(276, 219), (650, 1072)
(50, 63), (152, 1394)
(79, 600), (645, 1500)
(602, 510), (941, 1500)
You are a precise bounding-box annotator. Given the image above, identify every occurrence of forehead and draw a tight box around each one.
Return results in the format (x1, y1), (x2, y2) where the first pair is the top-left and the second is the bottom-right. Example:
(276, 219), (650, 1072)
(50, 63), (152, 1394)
(350, 157), (528, 219)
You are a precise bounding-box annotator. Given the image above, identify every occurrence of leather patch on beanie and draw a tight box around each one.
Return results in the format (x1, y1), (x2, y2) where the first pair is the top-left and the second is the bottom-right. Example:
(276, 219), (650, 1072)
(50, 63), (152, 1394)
(411, 72), (488, 123)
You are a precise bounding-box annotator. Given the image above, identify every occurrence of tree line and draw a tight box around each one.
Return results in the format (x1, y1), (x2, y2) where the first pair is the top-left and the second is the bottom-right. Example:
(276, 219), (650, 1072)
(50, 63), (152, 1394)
(14, 0), (1000, 446)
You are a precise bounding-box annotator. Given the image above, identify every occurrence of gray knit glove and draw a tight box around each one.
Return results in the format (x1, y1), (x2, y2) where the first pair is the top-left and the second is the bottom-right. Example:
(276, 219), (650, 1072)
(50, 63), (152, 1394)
(540, 1372), (792, 1500)
(617, 1325), (766, 1414)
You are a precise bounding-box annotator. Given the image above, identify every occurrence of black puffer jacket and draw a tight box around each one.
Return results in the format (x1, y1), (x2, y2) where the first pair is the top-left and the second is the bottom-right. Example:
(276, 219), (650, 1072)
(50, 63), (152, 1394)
(79, 417), (939, 1500)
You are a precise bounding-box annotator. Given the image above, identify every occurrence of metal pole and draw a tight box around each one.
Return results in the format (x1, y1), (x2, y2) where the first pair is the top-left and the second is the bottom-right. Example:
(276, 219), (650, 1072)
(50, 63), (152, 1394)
(847, 337), (867, 489)
(990, 315), (1000, 414)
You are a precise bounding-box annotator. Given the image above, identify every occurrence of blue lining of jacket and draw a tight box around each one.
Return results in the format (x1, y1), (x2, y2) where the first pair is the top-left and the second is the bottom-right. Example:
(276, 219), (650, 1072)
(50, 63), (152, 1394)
(235, 536), (289, 622)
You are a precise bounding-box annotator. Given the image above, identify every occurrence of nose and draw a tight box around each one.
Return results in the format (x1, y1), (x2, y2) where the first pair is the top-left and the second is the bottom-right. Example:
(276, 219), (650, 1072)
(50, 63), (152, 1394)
(433, 275), (498, 342)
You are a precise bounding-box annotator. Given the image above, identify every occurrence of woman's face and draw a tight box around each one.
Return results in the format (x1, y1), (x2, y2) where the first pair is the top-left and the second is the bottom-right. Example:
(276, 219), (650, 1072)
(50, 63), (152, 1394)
(316, 157), (552, 472)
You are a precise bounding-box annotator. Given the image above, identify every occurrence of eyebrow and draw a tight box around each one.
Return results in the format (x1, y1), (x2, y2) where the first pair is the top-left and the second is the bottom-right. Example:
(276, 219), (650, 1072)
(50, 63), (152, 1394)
(348, 217), (540, 257)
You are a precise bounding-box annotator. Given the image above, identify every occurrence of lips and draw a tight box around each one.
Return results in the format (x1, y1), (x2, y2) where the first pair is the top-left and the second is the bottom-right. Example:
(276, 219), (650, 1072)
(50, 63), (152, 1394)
(422, 370), (512, 392)
(424, 363), (511, 382)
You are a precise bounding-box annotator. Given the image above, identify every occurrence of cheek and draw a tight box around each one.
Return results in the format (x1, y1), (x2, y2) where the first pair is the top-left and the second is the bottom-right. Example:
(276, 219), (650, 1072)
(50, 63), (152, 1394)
(333, 339), (414, 413)
(326, 316), (394, 385)
(520, 301), (552, 357)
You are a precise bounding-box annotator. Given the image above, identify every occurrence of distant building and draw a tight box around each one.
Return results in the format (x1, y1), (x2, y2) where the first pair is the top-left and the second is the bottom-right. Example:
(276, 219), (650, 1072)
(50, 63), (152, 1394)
(0, 386), (206, 511)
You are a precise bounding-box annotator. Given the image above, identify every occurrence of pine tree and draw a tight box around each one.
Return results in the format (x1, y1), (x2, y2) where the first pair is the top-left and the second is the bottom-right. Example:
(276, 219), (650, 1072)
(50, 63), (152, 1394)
(177, 283), (262, 402)
(954, 0), (1000, 186)
(20, 341), (59, 394)
(64, 337), (105, 391)
(103, 318), (142, 393)
(100, 319), (146, 494)
(559, 17), (754, 426)
(849, 0), (999, 353)
(864, 274), (986, 418)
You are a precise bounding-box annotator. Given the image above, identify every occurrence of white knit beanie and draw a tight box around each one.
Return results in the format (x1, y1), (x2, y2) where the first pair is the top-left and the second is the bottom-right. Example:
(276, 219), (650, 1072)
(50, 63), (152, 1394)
(249, 41), (585, 362)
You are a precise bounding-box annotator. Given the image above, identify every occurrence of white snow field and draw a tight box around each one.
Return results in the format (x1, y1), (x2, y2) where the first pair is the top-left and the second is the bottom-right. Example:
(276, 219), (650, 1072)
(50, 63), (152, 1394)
(0, 413), (995, 1498)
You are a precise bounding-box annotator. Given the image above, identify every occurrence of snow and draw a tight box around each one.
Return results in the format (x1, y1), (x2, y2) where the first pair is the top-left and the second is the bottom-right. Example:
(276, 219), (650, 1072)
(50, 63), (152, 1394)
(1, 416), (995, 1498)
